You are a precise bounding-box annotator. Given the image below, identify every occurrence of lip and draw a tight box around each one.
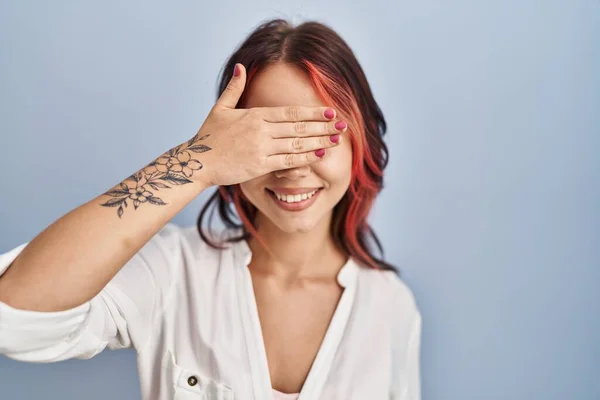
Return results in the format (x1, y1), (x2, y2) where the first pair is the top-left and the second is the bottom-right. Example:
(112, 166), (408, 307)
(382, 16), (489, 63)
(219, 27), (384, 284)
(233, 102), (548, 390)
(265, 188), (323, 212)
(268, 187), (323, 195)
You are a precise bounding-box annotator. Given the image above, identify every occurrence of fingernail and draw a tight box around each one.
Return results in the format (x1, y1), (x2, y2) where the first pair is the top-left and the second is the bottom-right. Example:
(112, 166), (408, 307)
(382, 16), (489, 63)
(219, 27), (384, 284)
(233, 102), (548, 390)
(324, 108), (335, 119)
(335, 121), (347, 131)
(233, 64), (240, 77)
(330, 134), (340, 143)
(315, 149), (326, 158)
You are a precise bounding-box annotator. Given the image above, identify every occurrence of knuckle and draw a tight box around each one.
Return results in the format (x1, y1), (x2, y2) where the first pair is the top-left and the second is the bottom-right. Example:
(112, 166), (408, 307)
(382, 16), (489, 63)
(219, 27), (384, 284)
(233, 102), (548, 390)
(247, 108), (259, 119)
(285, 106), (301, 121)
(246, 112), (261, 129)
(224, 82), (236, 93)
(294, 121), (307, 133)
(246, 108), (258, 118)
(253, 141), (264, 156)
(283, 153), (295, 167)
(321, 136), (330, 147)
(251, 116), (262, 130)
(257, 154), (268, 170)
(291, 137), (304, 151)
(251, 108), (264, 121)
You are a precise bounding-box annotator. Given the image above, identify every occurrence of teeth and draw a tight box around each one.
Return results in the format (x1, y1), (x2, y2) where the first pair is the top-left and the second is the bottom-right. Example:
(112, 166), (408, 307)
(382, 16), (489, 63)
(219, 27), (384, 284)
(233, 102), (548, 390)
(273, 189), (319, 203)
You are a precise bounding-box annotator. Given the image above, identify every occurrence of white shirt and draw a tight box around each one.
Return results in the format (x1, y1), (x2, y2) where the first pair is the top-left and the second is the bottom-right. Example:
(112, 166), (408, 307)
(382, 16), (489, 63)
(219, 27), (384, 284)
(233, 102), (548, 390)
(0, 223), (421, 400)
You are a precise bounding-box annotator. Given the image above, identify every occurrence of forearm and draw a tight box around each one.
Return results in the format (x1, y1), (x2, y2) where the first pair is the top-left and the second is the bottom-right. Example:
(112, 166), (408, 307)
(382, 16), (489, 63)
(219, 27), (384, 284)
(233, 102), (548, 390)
(0, 138), (212, 312)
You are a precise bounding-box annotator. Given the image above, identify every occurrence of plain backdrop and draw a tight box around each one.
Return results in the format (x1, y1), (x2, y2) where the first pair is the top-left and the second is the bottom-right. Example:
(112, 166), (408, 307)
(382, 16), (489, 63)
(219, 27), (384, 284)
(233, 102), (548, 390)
(0, 1), (598, 399)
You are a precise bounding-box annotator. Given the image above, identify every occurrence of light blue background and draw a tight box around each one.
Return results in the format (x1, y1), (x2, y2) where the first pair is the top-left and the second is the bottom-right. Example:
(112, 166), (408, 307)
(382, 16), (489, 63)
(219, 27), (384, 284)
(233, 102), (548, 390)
(1, 1), (598, 399)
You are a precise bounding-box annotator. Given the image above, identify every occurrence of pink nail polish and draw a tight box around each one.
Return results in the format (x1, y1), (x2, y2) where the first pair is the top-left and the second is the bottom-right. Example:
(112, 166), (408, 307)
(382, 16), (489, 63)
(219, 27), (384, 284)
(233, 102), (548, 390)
(324, 108), (335, 119)
(330, 134), (340, 143)
(315, 149), (326, 158)
(335, 121), (347, 131)
(233, 64), (240, 77)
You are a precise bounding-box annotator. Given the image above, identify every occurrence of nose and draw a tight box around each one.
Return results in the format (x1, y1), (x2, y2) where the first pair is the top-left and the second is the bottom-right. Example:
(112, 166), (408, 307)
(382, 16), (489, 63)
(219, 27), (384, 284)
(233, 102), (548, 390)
(274, 165), (312, 180)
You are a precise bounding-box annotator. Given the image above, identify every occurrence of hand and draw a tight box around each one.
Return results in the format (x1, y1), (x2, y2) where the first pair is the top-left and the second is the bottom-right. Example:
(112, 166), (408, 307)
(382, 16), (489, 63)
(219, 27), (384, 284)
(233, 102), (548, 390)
(185, 63), (347, 187)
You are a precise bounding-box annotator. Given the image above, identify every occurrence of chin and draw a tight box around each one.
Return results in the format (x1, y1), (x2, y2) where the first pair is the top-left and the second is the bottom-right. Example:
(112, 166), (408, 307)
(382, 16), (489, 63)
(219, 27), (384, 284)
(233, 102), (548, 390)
(272, 217), (318, 234)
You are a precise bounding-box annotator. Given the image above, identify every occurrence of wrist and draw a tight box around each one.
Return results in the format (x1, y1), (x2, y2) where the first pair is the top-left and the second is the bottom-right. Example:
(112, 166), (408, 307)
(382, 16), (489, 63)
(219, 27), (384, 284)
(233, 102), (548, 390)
(169, 139), (215, 190)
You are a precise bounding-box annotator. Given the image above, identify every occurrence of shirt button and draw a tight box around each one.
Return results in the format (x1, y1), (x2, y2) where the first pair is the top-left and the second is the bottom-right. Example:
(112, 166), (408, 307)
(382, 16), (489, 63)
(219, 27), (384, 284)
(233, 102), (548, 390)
(187, 376), (198, 387)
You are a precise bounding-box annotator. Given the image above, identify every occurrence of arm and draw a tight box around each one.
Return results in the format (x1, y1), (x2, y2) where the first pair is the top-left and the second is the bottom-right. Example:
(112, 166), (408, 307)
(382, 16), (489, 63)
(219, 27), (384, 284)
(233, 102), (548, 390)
(387, 268), (422, 400)
(404, 311), (422, 400)
(0, 62), (345, 312)
(0, 134), (212, 361)
(0, 140), (210, 313)
(0, 62), (344, 362)
(390, 309), (422, 400)
(0, 223), (185, 361)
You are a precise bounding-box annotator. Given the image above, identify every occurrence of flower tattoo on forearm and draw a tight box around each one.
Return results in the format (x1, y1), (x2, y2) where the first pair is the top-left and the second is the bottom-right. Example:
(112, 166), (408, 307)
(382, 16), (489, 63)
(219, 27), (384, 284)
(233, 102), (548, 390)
(100, 133), (211, 218)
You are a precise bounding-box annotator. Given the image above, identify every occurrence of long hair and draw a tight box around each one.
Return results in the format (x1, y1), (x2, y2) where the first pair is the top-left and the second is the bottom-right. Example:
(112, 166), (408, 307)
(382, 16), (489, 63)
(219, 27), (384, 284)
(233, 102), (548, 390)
(197, 19), (395, 271)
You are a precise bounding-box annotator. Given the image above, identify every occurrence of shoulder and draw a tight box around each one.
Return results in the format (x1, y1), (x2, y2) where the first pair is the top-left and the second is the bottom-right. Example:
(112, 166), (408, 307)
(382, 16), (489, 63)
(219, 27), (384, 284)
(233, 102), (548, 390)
(383, 270), (420, 320)
(357, 266), (421, 341)
(358, 266), (419, 314)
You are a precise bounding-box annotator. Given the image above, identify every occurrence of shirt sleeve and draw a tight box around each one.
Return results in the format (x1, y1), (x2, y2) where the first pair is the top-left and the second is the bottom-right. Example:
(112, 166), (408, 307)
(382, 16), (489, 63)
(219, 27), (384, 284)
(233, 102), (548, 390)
(0, 223), (182, 363)
(403, 311), (422, 400)
(387, 271), (422, 400)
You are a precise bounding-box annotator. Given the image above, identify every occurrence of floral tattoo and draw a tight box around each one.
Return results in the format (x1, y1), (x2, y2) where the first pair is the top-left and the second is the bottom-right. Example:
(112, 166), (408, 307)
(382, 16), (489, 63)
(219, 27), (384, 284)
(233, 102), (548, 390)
(100, 133), (212, 218)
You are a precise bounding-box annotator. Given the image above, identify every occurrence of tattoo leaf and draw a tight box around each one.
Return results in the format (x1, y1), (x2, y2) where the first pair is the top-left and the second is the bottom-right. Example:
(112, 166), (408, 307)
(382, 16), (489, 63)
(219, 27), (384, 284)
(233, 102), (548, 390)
(105, 189), (130, 197)
(159, 173), (192, 185)
(188, 133), (210, 146)
(187, 145), (211, 154)
(120, 183), (129, 191)
(168, 145), (183, 157)
(148, 181), (170, 190)
(101, 197), (126, 207)
(147, 196), (167, 206)
(117, 205), (124, 218)
(128, 172), (142, 183)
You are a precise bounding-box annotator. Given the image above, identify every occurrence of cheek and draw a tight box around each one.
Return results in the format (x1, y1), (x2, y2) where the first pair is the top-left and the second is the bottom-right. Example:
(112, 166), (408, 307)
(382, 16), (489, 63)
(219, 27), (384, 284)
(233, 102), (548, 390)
(317, 138), (353, 187)
(239, 177), (265, 204)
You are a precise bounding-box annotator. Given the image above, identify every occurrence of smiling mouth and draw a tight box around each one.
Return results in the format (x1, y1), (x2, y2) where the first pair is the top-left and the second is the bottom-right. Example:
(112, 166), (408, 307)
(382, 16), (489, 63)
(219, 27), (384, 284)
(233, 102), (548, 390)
(267, 188), (322, 203)
(265, 188), (323, 211)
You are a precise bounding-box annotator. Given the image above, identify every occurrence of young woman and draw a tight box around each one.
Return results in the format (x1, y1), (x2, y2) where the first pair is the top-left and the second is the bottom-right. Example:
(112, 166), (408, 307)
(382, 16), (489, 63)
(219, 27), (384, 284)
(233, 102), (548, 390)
(0, 19), (421, 400)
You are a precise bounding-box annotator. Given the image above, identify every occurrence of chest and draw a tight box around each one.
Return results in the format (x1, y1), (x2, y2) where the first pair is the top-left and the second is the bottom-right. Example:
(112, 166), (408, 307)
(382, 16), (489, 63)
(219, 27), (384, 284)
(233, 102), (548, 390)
(250, 275), (343, 393)
(144, 260), (400, 400)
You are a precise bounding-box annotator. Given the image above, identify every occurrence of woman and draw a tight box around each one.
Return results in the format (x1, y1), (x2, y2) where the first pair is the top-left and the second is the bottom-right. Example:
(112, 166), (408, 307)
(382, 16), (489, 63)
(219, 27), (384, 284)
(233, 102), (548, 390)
(0, 19), (421, 400)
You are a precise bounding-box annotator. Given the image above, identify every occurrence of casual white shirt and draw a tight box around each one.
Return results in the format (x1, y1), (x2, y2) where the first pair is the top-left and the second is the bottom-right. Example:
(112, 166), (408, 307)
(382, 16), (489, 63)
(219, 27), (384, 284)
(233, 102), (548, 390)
(0, 223), (421, 400)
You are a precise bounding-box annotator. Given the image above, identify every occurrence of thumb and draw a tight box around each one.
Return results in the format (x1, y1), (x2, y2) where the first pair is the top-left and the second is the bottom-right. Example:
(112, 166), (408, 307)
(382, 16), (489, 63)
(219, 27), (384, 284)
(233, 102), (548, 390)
(215, 63), (247, 109)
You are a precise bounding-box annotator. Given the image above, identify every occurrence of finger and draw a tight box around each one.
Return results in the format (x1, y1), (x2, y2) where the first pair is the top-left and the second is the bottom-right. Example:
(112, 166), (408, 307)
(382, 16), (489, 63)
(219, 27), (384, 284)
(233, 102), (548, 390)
(266, 149), (327, 171)
(215, 63), (247, 109)
(271, 134), (342, 155)
(267, 119), (348, 138)
(258, 105), (337, 123)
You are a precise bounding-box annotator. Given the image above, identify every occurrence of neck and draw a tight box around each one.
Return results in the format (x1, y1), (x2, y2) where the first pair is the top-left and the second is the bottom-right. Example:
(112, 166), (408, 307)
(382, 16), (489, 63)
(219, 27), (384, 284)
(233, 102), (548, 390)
(246, 213), (347, 281)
